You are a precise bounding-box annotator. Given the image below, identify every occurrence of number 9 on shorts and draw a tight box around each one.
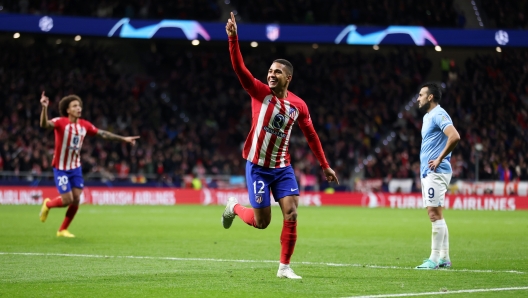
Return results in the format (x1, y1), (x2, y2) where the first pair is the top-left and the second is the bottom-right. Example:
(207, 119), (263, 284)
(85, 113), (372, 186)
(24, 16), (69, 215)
(421, 173), (452, 207)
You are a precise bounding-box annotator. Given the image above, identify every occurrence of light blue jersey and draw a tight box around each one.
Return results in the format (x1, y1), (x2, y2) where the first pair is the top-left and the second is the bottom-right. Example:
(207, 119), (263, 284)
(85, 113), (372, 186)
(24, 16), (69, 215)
(420, 105), (453, 177)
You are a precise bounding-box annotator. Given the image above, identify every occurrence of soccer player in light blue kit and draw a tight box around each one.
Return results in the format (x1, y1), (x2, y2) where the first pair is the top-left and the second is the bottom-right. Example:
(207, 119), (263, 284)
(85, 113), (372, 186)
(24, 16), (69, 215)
(415, 83), (460, 270)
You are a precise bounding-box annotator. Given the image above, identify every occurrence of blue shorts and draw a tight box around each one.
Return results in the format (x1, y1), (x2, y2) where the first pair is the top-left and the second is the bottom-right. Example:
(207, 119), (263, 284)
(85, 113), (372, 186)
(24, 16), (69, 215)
(246, 161), (300, 208)
(53, 167), (84, 194)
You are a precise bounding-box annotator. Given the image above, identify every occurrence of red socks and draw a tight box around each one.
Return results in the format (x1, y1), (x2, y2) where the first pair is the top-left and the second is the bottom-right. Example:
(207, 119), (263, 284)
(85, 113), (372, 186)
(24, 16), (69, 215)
(46, 196), (66, 208)
(45, 196), (78, 231)
(233, 205), (298, 264)
(280, 220), (297, 265)
(233, 204), (257, 227)
(59, 204), (79, 231)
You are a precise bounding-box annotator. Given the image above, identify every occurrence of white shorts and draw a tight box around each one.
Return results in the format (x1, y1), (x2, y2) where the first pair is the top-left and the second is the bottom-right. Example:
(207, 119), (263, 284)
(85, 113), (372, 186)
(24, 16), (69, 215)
(421, 173), (452, 208)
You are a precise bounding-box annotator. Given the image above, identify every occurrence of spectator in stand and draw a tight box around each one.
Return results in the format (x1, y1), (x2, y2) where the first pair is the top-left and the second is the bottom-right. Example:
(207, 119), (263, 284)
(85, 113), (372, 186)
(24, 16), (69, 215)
(1, 35), (526, 187)
(231, 0), (458, 27)
(0, 0), (221, 21)
(379, 50), (528, 183)
(481, 0), (528, 29)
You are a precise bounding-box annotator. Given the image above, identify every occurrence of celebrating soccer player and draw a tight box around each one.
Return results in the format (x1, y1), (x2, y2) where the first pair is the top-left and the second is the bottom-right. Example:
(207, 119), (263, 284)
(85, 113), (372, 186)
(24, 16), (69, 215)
(221, 12), (339, 279)
(39, 91), (139, 237)
(414, 83), (460, 269)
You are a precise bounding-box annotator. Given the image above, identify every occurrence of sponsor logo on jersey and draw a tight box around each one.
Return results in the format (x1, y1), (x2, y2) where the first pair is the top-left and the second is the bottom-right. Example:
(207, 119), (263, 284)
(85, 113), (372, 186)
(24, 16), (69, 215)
(272, 114), (286, 129)
(263, 126), (287, 138)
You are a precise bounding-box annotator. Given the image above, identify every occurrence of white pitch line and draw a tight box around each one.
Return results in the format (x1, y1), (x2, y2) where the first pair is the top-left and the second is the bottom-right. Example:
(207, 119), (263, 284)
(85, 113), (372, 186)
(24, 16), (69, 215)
(0, 252), (525, 275)
(345, 286), (528, 298)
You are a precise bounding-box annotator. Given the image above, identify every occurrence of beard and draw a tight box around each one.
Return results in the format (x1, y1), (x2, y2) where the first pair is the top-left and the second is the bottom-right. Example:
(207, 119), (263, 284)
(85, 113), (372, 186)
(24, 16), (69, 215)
(418, 101), (431, 113)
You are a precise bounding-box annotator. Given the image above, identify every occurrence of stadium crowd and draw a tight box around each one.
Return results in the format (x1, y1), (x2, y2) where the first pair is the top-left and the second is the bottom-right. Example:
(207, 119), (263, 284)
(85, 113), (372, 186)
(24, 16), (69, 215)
(367, 49), (528, 189)
(231, 0), (459, 27)
(0, 38), (432, 188)
(481, 0), (528, 29)
(0, 0), (221, 20)
(0, 34), (527, 188)
(1, 0), (463, 27)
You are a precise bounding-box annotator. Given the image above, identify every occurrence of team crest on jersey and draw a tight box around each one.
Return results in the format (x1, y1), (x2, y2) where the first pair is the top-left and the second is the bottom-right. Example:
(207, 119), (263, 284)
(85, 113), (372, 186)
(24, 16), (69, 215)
(72, 135), (80, 145)
(255, 195), (263, 204)
(288, 107), (298, 118)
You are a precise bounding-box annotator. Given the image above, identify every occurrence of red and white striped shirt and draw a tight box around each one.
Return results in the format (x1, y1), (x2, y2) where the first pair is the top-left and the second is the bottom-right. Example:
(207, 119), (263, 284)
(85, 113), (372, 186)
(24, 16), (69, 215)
(229, 36), (329, 169)
(51, 117), (98, 170)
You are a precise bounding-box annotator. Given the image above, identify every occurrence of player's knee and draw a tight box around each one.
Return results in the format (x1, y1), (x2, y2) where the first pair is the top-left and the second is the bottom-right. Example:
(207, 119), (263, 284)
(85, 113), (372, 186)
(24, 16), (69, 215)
(427, 211), (441, 222)
(254, 219), (270, 229)
(61, 196), (74, 205)
(284, 210), (297, 221)
(282, 207), (298, 221)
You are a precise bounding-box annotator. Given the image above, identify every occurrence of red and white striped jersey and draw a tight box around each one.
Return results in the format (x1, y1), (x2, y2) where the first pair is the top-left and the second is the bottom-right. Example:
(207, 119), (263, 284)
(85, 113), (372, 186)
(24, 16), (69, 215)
(51, 117), (98, 170)
(229, 36), (329, 169)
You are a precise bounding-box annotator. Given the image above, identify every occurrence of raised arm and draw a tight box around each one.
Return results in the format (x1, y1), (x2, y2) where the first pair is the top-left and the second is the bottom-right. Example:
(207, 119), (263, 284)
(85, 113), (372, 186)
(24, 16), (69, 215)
(39, 91), (54, 129)
(96, 130), (140, 145)
(226, 12), (264, 96)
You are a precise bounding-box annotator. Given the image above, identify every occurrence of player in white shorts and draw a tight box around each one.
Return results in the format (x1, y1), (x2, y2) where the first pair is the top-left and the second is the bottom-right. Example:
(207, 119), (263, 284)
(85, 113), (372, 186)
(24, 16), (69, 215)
(415, 83), (460, 270)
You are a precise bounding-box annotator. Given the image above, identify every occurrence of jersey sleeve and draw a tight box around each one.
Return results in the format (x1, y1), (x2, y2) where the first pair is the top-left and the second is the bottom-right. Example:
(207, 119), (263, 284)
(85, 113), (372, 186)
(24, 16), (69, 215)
(50, 117), (64, 130)
(433, 112), (453, 132)
(82, 120), (99, 136)
(297, 102), (330, 169)
(229, 35), (270, 101)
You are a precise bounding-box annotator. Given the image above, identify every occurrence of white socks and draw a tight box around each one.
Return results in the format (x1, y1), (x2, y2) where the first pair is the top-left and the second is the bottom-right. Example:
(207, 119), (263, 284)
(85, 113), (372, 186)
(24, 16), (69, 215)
(429, 219), (447, 264)
(279, 263), (290, 270)
(440, 222), (450, 261)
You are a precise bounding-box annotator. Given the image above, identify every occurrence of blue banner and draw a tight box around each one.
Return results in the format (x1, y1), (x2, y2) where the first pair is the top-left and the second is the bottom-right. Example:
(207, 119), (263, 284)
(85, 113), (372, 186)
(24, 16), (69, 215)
(0, 14), (525, 47)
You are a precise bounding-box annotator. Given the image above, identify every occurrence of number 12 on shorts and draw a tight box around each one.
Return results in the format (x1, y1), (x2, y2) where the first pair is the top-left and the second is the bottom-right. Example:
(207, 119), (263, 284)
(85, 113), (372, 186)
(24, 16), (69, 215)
(253, 181), (265, 194)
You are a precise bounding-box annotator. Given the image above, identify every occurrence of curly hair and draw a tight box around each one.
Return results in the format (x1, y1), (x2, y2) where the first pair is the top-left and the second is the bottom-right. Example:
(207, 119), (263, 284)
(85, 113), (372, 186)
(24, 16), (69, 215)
(58, 95), (83, 117)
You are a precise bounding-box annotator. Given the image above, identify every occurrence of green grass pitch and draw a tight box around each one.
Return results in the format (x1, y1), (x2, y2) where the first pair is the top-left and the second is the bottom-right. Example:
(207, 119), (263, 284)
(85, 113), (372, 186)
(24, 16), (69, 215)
(1, 205), (527, 297)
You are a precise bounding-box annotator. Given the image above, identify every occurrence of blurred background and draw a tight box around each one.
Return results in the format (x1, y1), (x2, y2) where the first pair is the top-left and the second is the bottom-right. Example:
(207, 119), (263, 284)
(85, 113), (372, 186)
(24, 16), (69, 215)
(0, 0), (527, 197)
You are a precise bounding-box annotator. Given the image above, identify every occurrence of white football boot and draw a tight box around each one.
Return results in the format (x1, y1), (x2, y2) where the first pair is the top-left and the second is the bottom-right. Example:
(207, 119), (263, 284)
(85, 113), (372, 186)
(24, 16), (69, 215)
(277, 264), (302, 279)
(221, 197), (238, 229)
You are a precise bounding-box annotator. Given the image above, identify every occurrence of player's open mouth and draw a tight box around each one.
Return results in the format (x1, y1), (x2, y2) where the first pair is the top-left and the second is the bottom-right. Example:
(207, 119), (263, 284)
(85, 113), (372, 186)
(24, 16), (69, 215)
(269, 79), (277, 84)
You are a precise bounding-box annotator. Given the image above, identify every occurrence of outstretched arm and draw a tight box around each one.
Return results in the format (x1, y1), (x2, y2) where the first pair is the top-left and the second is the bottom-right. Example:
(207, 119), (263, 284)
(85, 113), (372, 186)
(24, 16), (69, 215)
(39, 91), (54, 129)
(96, 130), (140, 145)
(226, 12), (264, 96)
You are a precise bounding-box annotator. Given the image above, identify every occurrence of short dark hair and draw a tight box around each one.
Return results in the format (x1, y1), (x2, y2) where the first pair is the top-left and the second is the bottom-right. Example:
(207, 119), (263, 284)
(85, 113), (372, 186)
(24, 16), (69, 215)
(273, 59), (293, 76)
(59, 95), (83, 117)
(420, 82), (442, 103)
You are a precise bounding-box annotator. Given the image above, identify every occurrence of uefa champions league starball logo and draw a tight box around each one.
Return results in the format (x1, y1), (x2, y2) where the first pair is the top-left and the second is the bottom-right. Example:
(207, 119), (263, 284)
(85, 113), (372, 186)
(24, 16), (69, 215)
(495, 30), (509, 45)
(39, 16), (54, 32)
